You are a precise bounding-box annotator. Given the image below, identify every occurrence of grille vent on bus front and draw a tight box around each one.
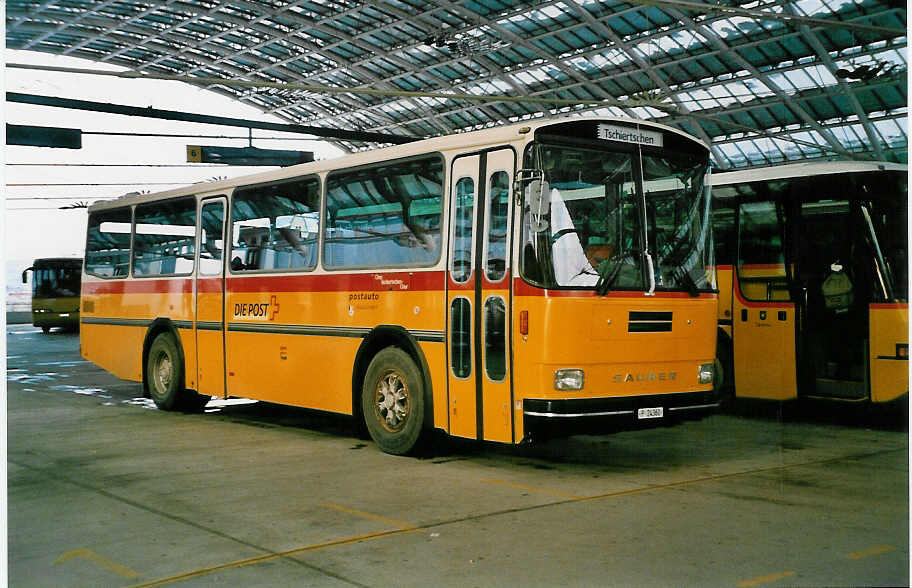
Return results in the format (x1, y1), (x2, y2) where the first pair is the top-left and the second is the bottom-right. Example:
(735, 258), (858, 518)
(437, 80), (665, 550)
(628, 311), (672, 333)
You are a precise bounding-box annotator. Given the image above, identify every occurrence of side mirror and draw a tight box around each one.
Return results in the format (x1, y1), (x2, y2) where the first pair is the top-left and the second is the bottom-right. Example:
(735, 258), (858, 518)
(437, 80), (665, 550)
(526, 179), (550, 217)
(21, 267), (32, 284)
(513, 168), (543, 205)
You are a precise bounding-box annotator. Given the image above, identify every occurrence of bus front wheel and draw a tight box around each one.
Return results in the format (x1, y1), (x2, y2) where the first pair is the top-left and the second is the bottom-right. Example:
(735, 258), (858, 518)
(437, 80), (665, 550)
(361, 347), (425, 455)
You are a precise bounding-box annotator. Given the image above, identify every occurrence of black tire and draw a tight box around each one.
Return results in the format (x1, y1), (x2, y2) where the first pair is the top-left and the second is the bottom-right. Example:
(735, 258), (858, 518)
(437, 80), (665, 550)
(146, 332), (211, 412)
(41, 326), (50, 334)
(146, 332), (185, 411)
(361, 347), (425, 455)
(714, 337), (735, 408)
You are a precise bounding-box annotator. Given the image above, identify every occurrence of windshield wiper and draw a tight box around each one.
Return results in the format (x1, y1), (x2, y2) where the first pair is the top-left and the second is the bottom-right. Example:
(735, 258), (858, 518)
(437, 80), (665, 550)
(594, 256), (626, 296)
(677, 268), (700, 297)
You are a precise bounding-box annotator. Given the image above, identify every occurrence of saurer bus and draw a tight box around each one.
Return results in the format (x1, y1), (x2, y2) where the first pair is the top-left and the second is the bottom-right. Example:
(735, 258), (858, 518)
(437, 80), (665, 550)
(22, 257), (82, 333)
(80, 116), (719, 455)
(711, 161), (907, 406)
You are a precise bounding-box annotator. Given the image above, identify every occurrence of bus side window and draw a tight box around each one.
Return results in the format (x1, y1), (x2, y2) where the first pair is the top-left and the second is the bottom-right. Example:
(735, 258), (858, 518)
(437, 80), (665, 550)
(324, 156), (444, 269)
(86, 208), (133, 278)
(230, 177), (320, 272)
(133, 197), (197, 277)
(737, 201), (790, 301)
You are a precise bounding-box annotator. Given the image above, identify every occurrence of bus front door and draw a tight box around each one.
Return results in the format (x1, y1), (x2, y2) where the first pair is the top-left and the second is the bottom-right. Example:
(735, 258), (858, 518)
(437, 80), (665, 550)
(446, 149), (515, 443)
(195, 197), (228, 399)
(732, 200), (798, 401)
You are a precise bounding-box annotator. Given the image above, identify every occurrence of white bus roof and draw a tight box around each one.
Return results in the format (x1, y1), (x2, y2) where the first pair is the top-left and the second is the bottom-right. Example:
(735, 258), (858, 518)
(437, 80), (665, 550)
(89, 115), (706, 213)
(713, 160), (907, 187)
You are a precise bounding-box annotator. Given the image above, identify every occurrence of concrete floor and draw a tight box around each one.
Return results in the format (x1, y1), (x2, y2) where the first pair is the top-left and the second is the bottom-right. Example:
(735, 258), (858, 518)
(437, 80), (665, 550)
(7, 324), (909, 587)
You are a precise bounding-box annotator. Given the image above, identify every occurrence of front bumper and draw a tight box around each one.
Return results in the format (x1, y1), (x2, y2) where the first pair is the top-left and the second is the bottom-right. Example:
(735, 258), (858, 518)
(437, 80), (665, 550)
(32, 311), (80, 328)
(523, 390), (719, 436)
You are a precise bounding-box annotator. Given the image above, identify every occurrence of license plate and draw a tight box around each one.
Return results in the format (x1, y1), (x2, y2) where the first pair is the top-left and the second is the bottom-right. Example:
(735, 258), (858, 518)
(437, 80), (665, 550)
(637, 407), (663, 419)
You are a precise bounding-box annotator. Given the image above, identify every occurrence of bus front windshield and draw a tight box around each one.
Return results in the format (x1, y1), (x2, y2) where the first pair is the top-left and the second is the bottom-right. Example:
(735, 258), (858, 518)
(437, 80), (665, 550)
(33, 266), (80, 298)
(520, 142), (714, 294)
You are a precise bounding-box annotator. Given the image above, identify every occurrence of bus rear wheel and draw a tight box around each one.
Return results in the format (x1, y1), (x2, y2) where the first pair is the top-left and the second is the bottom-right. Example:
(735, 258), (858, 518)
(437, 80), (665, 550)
(361, 347), (425, 455)
(147, 333), (183, 410)
(146, 332), (208, 412)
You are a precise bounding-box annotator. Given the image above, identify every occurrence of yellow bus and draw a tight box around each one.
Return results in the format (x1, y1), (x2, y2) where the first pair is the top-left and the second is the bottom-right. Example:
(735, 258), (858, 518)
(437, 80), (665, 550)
(80, 116), (719, 454)
(711, 161), (908, 405)
(21, 257), (82, 333)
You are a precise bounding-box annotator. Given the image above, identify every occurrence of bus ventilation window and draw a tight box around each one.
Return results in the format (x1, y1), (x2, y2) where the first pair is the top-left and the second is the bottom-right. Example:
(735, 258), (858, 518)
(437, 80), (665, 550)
(628, 311), (672, 333)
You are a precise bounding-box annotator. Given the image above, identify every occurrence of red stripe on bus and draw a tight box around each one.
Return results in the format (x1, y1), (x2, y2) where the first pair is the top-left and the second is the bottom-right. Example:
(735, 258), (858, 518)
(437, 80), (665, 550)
(870, 303), (909, 310)
(448, 275), (475, 291)
(739, 263), (786, 270)
(226, 270), (446, 293)
(82, 278), (192, 295)
(197, 278), (223, 293)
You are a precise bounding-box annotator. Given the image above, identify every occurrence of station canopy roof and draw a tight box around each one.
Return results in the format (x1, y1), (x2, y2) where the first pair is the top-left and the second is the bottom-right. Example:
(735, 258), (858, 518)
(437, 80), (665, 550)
(5, 0), (908, 169)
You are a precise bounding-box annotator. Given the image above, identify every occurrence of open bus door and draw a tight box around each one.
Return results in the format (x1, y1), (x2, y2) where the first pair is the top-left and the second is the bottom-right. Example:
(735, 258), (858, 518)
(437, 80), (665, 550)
(792, 197), (867, 400)
(732, 199), (798, 401)
(791, 182), (902, 402)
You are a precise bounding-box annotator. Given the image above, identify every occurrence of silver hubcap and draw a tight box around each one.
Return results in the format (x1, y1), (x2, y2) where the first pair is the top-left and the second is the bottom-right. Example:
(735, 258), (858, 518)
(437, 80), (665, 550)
(154, 351), (172, 393)
(375, 371), (409, 432)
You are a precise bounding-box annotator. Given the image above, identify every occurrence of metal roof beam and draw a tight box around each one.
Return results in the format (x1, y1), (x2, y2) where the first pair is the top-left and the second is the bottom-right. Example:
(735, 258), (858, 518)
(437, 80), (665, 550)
(6, 92), (415, 144)
(293, 7), (904, 131)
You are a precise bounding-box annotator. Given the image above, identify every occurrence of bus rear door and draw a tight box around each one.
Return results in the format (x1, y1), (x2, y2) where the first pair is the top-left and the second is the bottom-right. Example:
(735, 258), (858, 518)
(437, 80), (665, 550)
(195, 196), (228, 398)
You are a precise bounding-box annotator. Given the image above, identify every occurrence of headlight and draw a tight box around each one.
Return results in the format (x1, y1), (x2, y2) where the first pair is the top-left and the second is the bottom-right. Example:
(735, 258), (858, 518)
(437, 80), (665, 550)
(554, 369), (585, 391)
(698, 363), (714, 384)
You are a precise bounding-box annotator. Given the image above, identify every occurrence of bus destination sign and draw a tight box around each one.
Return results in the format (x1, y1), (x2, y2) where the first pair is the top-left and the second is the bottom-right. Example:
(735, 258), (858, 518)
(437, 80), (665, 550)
(598, 124), (664, 147)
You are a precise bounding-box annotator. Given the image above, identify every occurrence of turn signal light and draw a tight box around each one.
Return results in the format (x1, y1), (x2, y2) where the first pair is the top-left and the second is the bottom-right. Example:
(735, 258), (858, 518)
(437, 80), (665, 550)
(519, 310), (529, 335)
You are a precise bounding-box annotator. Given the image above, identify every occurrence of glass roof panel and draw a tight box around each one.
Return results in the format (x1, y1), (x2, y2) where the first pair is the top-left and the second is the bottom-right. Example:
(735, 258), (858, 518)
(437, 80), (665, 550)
(3, 0), (907, 166)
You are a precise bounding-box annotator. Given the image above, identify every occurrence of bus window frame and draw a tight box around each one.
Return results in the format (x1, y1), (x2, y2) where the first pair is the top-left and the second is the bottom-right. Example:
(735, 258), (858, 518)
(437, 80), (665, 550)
(449, 175), (477, 285)
(734, 182), (795, 303)
(227, 174), (322, 275)
(84, 205), (135, 279)
(322, 152), (446, 272)
(131, 195), (199, 279)
(482, 169), (511, 284)
(518, 137), (713, 293)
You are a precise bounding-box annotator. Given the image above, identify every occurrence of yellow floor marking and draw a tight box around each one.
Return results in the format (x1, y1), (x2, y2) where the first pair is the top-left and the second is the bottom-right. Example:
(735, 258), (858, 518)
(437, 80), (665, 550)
(56, 548), (139, 579)
(735, 571), (796, 587)
(846, 545), (896, 559)
(129, 528), (418, 588)
(130, 449), (905, 587)
(323, 502), (417, 530)
(482, 478), (583, 499)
